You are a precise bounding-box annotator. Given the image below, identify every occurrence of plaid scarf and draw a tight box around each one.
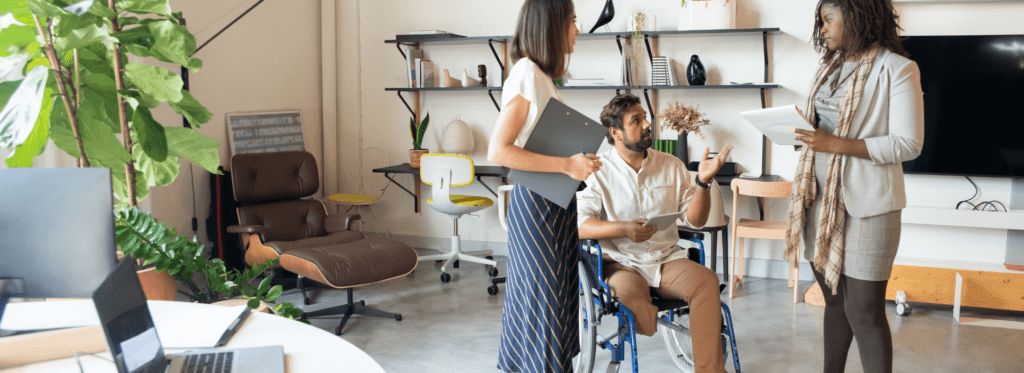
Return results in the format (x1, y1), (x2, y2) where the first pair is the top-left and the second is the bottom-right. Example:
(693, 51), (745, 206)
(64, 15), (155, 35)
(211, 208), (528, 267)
(784, 48), (879, 295)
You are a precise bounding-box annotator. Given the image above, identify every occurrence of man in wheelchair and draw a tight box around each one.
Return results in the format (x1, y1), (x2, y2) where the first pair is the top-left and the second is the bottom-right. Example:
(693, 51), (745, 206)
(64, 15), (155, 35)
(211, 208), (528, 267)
(577, 94), (733, 373)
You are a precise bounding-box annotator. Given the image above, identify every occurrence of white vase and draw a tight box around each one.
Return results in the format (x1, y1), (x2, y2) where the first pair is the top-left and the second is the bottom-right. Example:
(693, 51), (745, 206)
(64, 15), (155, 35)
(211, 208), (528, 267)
(461, 69), (480, 88)
(678, 0), (736, 31)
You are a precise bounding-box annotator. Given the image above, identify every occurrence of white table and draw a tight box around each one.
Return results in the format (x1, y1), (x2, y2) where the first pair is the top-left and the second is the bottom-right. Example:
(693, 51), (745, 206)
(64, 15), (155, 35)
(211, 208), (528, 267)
(0, 300), (385, 373)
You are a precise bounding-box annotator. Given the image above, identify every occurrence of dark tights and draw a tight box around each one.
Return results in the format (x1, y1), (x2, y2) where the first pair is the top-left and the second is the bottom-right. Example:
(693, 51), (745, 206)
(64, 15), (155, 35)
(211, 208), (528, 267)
(812, 269), (893, 373)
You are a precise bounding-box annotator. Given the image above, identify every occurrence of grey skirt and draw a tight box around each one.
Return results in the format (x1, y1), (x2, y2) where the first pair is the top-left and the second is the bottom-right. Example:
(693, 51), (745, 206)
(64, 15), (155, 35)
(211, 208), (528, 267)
(802, 194), (902, 282)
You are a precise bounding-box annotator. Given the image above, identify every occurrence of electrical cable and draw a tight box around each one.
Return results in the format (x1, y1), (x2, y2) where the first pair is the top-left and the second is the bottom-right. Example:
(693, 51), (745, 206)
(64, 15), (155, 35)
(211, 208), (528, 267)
(955, 176), (1007, 212)
(74, 351), (114, 373)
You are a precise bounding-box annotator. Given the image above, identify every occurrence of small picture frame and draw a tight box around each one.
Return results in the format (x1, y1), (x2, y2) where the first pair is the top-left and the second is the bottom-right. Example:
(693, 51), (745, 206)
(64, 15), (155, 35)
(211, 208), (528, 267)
(225, 111), (306, 156)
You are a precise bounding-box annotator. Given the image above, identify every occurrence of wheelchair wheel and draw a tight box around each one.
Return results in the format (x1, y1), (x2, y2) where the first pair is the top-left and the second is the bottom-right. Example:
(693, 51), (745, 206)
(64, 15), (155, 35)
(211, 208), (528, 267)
(576, 262), (597, 373)
(662, 312), (696, 373)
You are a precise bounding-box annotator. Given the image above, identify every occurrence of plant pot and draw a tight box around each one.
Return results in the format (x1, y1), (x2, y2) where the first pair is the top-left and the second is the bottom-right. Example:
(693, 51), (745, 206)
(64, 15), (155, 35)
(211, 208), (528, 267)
(137, 267), (177, 301)
(410, 149), (429, 168)
(678, 0), (736, 31)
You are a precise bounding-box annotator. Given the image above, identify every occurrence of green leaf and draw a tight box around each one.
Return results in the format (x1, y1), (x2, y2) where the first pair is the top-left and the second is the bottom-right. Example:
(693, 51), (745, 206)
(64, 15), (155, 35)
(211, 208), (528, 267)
(0, 65), (47, 148)
(115, 0), (171, 17)
(168, 89), (210, 126)
(85, 0), (115, 18)
(28, 0), (69, 18)
(0, 81), (19, 109)
(48, 98), (132, 166)
(265, 285), (282, 302)
(143, 20), (200, 72)
(123, 61), (182, 103)
(1, 0), (30, 15)
(164, 126), (220, 174)
(4, 89), (52, 167)
(133, 141), (178, 188)
(109, 25), (154, 48)
(131, 106), (168, 161)
(257, 276), (271, 295)
(54, 23), (111, 55)
(23, 55), (48, 76)
(62, 0), (94, 16)
(246, 298), (259, 309)
(0, 24), (36, 55)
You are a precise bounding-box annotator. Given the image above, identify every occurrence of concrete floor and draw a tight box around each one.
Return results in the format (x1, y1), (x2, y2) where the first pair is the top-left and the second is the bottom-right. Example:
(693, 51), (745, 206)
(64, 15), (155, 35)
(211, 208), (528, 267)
(278, 256), (1024, 373)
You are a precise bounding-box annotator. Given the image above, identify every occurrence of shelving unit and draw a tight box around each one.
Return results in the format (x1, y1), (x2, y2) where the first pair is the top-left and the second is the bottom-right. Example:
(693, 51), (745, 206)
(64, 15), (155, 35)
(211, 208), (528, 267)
(383, 28), (782, 212)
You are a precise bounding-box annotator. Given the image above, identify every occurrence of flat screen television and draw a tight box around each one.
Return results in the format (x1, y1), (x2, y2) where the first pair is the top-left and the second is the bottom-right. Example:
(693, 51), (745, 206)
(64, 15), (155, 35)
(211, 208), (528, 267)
(900, 35), (1024, 178)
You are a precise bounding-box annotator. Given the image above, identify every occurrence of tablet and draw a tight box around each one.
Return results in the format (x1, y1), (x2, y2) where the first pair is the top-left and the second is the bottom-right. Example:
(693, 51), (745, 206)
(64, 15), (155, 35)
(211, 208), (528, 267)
(642, 211), (685, 231)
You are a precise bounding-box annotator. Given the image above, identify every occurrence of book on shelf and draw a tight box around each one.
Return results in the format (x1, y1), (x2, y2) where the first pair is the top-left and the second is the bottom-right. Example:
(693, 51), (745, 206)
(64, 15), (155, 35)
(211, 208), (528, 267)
(420, 60), (435, 88)
(650, 56), (674, 86)
(406, 48), (423, 88)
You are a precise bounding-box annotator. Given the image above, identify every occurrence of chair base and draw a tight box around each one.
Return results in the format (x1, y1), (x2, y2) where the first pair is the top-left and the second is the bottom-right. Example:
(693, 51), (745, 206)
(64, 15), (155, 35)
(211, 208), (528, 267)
(298, 280), (401, 336)
(417, 234), (499, 277)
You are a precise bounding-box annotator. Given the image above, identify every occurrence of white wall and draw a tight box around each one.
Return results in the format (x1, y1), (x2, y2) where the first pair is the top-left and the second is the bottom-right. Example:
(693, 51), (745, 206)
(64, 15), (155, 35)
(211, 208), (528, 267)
(341, 0), (1024, 269)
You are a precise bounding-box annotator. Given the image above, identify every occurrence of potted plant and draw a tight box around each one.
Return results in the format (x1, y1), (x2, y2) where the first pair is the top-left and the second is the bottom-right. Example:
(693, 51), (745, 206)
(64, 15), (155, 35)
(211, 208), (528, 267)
(678, 0), (736, 31)
(409, 113), (430, 167)
(116, 207), (305, 320)
(659, 101), (711, 165)
(0, 1), (293, 316)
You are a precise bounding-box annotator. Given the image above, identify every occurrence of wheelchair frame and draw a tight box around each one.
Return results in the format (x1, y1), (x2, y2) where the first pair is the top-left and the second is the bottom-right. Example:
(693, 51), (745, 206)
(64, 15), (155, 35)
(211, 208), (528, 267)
(578, 235), (741, 373)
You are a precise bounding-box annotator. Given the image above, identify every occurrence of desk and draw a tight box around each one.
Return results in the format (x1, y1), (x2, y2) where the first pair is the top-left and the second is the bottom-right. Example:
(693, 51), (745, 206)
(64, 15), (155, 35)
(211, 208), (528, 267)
(0, 301), (384, 373)
(374, 163), (509, 213)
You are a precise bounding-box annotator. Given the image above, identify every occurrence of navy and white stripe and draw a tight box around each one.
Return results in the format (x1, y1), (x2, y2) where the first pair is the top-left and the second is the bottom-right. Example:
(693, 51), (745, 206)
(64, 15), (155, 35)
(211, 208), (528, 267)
(498, 184), (580, 373)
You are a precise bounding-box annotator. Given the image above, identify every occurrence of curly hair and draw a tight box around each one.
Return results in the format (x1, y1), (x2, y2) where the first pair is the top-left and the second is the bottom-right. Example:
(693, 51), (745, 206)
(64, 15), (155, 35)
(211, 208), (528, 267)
(813, 0), (907, 73)
(599, 94), (642, 145)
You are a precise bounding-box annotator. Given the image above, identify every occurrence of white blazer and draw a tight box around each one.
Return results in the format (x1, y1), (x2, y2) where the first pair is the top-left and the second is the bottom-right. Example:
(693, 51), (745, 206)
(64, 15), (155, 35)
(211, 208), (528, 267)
(823, 48), (925, 218)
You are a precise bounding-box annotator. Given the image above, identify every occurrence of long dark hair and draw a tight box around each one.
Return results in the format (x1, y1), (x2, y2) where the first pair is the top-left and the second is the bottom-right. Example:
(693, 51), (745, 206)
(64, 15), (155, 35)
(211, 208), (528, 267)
(813, 0), (907, 72)
(510, 0), (574, 79)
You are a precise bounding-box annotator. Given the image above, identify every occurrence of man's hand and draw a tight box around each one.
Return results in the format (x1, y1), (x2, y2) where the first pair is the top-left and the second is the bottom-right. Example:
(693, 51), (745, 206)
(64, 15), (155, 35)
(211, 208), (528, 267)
(791, 128), (841, 153)
(621, 219), (658, 243)
(696, 144), (734, 184)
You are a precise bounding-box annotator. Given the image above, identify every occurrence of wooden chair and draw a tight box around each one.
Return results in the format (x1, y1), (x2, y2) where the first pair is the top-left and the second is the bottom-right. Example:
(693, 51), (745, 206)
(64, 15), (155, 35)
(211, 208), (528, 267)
(729, 179), (799, 302)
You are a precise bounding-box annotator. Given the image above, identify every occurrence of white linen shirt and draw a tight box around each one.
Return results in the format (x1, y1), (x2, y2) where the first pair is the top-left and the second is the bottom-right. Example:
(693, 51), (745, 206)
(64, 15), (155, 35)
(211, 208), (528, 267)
(576, 148), (698, 287)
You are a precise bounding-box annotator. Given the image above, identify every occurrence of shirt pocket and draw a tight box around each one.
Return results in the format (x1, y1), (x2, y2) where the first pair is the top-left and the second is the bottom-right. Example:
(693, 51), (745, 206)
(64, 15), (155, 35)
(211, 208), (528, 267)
(643, 185), (678, 215)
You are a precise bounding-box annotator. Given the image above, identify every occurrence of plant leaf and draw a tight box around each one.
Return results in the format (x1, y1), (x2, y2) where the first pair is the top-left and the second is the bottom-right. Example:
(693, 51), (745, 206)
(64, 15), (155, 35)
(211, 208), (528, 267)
(28, 0), (69, 18)
(54, 23), (110, 54)
(4, 88), (51, 167)
(133, 141), (178, 188)
(115, 0), (171, 17)
(109, 25), (154, 49)
(130, 106), (167, 161)
(265, 285), (282, 302)
(0, 65), (47, 148)
(144, 20), (201, 72)
(0, 24), (36, 58)
(48, 98), (132, 166)
(257, 276), (271, 295)
(122, 61), (182, 103)
(164, 126), (220, 174)
(168, 89), (210, 126)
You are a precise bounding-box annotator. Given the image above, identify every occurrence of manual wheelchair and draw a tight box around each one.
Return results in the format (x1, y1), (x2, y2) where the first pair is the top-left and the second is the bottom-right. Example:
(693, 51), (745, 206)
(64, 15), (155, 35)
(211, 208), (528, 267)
(577, 230), (741, 373)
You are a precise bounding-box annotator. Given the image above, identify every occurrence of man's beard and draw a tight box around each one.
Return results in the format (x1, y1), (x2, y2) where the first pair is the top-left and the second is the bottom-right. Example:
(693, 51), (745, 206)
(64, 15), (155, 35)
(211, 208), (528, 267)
(625, 130), (653, 152)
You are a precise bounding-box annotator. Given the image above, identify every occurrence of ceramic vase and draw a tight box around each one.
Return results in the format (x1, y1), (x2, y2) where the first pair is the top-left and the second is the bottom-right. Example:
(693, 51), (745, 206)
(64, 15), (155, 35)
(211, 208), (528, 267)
(442, 69), (461, 88)
(409, 149), (429, 168)
(441, 116), (474, 154)
(678, 0), (737, 31)
(687, 55), (706, 86)
(461, 69), (480, 88)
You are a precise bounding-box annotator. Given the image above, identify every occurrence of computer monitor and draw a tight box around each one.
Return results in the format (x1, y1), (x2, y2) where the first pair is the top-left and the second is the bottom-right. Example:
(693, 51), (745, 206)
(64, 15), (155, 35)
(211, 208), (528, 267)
(0, 167), (118, 300)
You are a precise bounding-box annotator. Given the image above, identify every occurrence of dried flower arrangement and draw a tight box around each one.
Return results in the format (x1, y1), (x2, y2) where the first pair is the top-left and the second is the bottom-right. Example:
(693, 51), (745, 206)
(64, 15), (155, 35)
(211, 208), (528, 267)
(660, 102), (711, 139)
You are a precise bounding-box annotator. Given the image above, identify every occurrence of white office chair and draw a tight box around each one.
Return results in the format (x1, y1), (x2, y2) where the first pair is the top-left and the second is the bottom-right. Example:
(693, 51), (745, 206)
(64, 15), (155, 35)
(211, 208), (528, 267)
(418, 154), (499, 283)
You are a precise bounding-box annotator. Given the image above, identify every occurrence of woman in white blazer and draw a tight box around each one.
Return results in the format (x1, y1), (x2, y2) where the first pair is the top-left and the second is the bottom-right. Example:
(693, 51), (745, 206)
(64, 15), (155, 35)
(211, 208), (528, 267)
(785, 0), (924, 372)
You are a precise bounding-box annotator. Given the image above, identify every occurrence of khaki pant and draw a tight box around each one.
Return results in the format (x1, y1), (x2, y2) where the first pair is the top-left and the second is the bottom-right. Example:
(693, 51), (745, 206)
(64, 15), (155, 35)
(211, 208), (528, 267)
(604, 258), (725, 373)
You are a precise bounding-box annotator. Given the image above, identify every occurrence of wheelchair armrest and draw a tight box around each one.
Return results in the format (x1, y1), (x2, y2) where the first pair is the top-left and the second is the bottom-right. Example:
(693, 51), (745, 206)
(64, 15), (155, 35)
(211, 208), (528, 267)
(580, 238), (599, 247)
(227, 225), (267, 234)
(677, 228), (704, 241)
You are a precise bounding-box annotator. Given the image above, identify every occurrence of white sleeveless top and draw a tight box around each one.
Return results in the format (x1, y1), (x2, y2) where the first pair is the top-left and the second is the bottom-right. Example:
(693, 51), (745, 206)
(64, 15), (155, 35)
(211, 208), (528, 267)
(501, 58), (563, 147)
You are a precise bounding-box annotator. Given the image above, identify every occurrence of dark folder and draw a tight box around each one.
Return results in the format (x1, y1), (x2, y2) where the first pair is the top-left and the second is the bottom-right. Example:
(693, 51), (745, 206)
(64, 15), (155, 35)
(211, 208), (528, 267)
(507, 98), (608, 209)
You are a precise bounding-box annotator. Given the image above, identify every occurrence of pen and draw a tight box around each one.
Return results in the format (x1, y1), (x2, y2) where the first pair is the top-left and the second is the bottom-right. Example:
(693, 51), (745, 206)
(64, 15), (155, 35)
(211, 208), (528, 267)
(215, 307), (252, 347)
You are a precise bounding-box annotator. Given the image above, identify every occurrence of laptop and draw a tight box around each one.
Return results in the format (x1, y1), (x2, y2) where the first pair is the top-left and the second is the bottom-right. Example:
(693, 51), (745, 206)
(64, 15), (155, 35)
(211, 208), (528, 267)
(506, 98), (608, 209)
(92, 259), (285, 373)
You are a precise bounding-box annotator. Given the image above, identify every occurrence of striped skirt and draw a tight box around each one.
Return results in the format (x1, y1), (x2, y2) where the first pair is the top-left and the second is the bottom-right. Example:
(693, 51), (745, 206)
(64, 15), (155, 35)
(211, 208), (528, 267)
(498, 184), (580, 373)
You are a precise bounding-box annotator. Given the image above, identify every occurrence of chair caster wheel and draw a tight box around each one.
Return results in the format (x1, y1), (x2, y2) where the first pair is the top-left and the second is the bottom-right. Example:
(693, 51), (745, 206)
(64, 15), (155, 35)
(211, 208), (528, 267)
(453, 260), (459, 269)
(488, 285), (500, 295)
(395, 314), (403, 321)
(440, 273), (451, 283)
(896, 302), (912, 316)
(489, 267), (499, 277)
(303, 298), (311, 306)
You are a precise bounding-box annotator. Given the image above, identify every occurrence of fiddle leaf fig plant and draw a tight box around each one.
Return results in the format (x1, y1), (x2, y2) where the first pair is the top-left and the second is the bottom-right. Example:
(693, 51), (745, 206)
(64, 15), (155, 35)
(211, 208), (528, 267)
(116, 207), (307, 321)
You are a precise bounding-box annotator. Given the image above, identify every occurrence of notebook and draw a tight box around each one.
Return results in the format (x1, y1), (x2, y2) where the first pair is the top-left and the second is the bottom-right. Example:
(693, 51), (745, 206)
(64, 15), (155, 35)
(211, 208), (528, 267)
(92, 259), (285, 373)
(507, 98), (608, 209)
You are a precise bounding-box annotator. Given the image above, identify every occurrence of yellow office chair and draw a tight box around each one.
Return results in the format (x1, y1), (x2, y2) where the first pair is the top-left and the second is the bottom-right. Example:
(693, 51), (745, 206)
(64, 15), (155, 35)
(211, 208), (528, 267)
(325, 147), (392, 239)
(418, 154), (500, 283)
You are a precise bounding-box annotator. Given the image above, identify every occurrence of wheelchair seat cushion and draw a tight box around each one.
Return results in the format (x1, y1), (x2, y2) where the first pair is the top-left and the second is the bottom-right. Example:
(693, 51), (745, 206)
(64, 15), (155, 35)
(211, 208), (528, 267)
(650, 288), (690, 311)
(279, 237), (418, 288)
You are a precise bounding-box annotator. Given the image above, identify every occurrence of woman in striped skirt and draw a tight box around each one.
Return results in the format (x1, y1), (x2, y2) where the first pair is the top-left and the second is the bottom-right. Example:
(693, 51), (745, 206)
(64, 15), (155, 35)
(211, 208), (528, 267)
(487, 1), (599, 372)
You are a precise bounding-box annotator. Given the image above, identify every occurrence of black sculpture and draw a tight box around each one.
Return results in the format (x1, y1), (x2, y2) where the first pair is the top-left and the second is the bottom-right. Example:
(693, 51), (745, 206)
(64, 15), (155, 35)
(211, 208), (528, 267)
(687, 54), (706, 86)
(589, 0), (614, 34)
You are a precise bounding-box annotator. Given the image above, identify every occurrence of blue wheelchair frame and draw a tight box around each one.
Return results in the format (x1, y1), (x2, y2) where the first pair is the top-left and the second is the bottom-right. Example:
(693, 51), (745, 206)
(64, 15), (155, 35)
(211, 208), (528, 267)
(579, 234), (741, 373)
